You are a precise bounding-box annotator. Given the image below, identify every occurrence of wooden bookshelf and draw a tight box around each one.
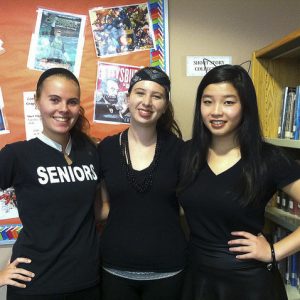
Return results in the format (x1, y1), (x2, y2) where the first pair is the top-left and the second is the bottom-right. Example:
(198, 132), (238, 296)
(265, 206), (300, 232)
(252, 29), (300, 139)
(252, 29), (300, 300)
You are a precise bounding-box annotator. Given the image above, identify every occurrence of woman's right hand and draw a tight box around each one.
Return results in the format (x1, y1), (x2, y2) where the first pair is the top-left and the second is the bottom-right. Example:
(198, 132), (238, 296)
(0, 257), (35, 288)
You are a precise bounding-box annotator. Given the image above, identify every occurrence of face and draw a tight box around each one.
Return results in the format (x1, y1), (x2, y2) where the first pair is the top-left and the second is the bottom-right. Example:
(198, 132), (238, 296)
(104, 79), (119, 103)
(201, 82), (242, 140)
(36, 76), (80, 142)
(127, 80), (168, 127)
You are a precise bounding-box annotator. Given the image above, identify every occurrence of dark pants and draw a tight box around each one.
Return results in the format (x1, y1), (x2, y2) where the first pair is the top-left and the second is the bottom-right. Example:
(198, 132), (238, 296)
(7, 285), (101, 300)
(101, 269), (184, 300)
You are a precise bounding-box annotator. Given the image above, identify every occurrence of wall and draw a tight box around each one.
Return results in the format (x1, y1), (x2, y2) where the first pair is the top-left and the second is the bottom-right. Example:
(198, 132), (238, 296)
(1, 0), (300, 298)
(168, 0), (300, 139)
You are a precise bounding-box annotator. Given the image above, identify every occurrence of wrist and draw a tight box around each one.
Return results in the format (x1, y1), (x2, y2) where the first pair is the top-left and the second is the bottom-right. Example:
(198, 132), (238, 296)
(267, 242), (277, 271)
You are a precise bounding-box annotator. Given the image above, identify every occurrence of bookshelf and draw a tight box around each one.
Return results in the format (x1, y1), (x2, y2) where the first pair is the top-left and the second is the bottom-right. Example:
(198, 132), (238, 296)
(252, 29), (300, 300)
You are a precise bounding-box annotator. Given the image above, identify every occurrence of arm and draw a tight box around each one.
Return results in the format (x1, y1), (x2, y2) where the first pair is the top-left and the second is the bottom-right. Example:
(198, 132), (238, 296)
(0, 258), (35, 288)
(94, 180), (110, 224)
(228, 179), (300, 263)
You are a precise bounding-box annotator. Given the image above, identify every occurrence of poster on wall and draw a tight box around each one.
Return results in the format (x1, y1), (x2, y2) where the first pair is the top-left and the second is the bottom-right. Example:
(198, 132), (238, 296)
(27, 8), (86, 77)
(89, 3), (154, 58)
(0, 87), (9, 135)
(94, 62), (141, 124)
(0, 188), (22, 245)
(23, 92), (43, 140)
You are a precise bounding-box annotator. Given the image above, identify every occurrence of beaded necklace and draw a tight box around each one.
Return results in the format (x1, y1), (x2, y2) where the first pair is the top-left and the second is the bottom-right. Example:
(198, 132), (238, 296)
(120, 129), (162, 193)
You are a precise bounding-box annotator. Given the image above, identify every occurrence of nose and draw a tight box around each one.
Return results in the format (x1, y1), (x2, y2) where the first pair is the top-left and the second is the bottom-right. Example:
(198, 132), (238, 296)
(58, 101), (68, 112)
(211, 103), (223, 116)
(142, 95), (152, 106)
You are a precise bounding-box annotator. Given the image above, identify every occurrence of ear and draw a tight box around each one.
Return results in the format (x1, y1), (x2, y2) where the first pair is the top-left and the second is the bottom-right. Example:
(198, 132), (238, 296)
(239, 60), (251, 73)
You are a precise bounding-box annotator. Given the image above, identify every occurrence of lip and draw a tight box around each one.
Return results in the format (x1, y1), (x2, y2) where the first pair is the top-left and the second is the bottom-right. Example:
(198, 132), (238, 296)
(52, 116), (70, 122)
(138, 108), (153, 118)
(209, 120), (226, 128)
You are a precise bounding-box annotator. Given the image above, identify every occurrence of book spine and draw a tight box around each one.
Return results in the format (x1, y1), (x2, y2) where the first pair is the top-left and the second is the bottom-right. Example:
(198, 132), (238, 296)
(284, 87), (296, 139)
(293, 86), (300, 140)
(278, 87), (289, 138)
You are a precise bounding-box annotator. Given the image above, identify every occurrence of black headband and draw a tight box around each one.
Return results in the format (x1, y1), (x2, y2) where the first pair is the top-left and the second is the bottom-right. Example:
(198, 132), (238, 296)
(36, 68), (79, 91)
(128, 67), (170, 95)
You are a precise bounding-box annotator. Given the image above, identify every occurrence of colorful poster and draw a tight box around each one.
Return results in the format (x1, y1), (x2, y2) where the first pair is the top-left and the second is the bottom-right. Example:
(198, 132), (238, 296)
(89, 3), (154, 58)
(0, 87), (9, 135)
(27, 8), (86, 77)
(23, 92), (43, 140)
(0, 188), (21, 245)
(94, 62), (141, 124)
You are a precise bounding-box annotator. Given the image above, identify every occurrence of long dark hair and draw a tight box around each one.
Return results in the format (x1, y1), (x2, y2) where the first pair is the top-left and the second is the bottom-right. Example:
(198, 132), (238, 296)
(35, 68), (91, 140)
(179, 64), (266, 206)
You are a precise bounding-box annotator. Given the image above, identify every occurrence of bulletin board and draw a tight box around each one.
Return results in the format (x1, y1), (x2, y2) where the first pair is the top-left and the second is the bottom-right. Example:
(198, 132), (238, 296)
(0, 0), (169, 149)
(0, 0), (168, 244)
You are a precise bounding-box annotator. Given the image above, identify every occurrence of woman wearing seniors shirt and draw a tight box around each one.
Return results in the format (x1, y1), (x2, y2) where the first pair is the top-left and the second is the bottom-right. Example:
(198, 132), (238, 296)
(0, 68), (100, 300)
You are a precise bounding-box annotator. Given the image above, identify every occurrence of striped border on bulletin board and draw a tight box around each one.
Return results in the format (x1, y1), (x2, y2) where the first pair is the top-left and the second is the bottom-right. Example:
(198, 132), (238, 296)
(149, 0), (169, 74)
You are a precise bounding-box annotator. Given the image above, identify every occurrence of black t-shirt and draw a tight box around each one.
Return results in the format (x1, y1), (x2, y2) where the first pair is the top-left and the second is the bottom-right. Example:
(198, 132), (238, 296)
(98, 131), (187, 272)
(179, 142), (300, 270)
(0, 137), (100, 295)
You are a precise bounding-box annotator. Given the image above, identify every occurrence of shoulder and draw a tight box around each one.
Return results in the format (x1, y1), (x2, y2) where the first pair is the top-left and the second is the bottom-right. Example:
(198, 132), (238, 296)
(1, 139), (36, 153)
(160, 130), (183, 147)
(97, 132), (120, 152)
(261, 141), (292, 164)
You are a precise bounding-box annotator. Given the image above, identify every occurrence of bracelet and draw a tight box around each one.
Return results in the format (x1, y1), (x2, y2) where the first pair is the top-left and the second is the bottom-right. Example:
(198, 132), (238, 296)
(267, 242), (277, 271)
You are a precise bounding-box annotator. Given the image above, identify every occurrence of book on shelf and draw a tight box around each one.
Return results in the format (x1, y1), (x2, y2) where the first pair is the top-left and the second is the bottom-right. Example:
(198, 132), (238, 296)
(272, 226), (300, 293)
(293, 86), (300, 140)
(278, 87), (297, 139)
(275, 190), (300, 217)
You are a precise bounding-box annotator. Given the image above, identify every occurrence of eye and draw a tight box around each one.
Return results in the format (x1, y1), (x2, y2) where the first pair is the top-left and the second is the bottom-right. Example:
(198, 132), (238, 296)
(68, 98), (80, 106)
(201, 97), (212, 105)
(224, 99), (237, 105)
(49, 97), (60, 104)
(152, 94), (163, 100)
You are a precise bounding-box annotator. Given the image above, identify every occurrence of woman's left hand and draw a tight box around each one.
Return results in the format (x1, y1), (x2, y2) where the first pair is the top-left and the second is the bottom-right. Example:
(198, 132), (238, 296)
(228, 231), (272, 262)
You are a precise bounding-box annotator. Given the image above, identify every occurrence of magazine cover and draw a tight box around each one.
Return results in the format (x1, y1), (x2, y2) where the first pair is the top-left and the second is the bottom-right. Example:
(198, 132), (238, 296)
(89, 3), (154, 58)
(94, 62), (141, 124)
(0, 87), (9, 134)
(27, 8), (86, 77)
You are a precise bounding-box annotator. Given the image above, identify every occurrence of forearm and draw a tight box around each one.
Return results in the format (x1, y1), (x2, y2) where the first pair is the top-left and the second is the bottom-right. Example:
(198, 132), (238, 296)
(273, 226), (300, 261)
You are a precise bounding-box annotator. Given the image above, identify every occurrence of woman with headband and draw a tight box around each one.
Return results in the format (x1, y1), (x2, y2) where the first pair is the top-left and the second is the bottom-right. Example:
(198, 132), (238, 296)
(97, 67), (187, 300)
(0, 68), (101, 299)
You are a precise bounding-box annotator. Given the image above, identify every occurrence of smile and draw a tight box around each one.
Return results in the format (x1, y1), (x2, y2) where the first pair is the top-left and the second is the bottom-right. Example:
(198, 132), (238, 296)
(53, 116), (70, 122)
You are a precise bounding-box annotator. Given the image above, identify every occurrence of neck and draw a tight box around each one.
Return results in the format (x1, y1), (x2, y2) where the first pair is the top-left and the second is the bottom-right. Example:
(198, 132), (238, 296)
(210, 135), (240, 155)
(128, 125), (157, 146)
(42, 131), (70, 152)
